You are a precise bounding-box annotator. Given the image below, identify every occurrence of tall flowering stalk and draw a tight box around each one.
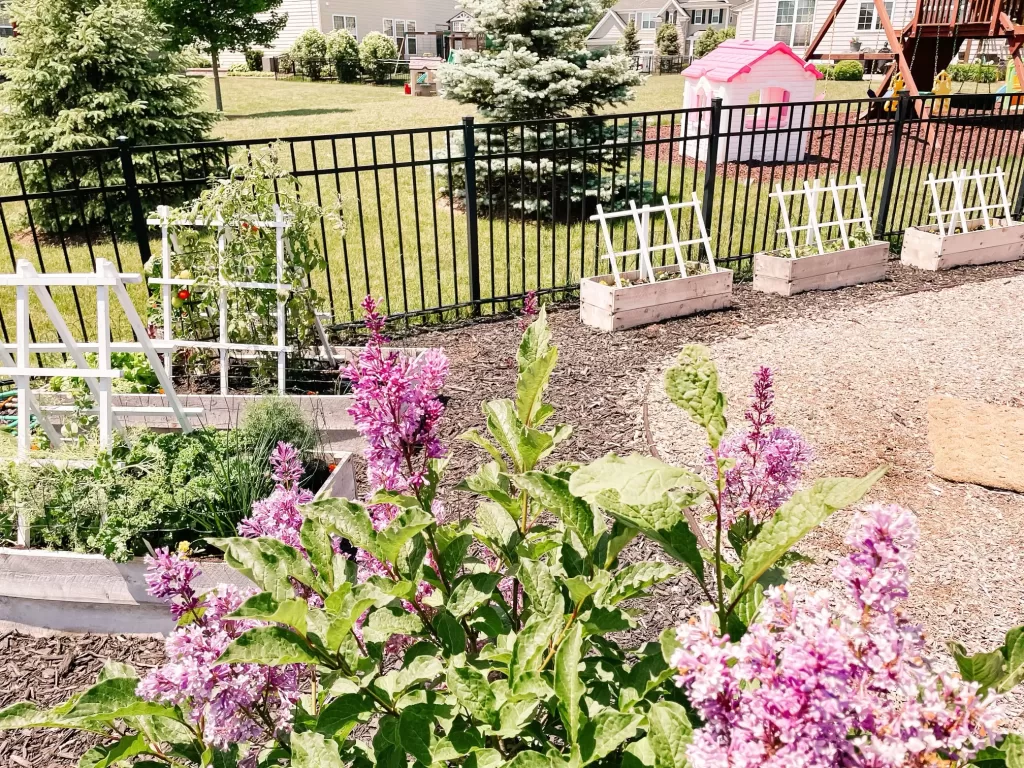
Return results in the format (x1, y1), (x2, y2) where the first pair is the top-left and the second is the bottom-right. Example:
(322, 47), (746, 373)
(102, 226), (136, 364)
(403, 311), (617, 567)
(138, 549), (301, 751)
(672, 504), (1003, 768)
(238, 442), (314, 551)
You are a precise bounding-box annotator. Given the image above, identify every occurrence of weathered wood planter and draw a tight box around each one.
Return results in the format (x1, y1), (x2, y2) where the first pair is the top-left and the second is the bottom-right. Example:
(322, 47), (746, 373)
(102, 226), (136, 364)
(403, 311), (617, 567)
(580, 264), (733, 332)
(900, 218), (1024, 271)
(753, 240), (890, 297)
(0, 452), (356, 636)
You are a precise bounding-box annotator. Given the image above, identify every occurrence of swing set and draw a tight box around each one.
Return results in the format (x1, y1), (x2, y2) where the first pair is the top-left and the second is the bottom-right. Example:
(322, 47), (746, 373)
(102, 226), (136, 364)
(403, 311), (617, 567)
(804, 0), (1024, 116)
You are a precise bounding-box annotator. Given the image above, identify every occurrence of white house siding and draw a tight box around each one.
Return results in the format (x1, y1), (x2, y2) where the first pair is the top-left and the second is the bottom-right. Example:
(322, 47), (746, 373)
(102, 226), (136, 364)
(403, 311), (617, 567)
(218, 0), (320, 62)
(318, 0), (463, 47)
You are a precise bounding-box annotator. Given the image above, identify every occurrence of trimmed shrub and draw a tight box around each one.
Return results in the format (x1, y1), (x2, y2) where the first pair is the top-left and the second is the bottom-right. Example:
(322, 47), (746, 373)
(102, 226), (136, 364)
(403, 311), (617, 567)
(290, 28), (328, 79)
(656, 22), (680, 56)
(325, 28), (360, 82)
(359, 31), (398, 84)
(244, 48), (264, 71)
(948, 62), (999, 83)
(834, 60), (865, 80)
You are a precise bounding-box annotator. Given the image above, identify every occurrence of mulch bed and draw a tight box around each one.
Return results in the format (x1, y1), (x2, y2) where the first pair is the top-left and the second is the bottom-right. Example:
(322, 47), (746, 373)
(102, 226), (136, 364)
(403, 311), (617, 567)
(3, 257), (1024, 765)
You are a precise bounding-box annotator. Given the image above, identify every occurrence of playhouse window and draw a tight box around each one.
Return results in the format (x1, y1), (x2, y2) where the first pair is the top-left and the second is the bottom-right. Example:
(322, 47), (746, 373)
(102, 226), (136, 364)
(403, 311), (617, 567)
(775, 0), (815, 47)
(744, 88), (791, 129)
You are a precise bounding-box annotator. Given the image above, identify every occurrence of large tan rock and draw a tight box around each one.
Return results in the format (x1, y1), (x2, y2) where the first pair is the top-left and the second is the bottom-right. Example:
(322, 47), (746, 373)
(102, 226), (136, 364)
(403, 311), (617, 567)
(927, 396), (1024, 493)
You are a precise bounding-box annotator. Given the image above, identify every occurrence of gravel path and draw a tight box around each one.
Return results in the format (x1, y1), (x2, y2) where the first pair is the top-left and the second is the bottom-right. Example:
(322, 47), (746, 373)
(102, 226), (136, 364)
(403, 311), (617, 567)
(647, 273), (1024, 723)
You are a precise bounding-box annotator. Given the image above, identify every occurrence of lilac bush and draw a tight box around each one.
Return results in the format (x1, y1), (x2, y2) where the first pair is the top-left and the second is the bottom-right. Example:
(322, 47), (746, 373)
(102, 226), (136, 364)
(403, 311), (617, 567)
(672, 504), (1002, 768)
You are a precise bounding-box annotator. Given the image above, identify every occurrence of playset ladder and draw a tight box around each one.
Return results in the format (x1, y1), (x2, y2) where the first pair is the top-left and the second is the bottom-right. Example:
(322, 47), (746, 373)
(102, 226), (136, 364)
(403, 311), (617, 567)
(924, 167), (1014, 240)
(770, 177), (874, 258)
(590, 194), (716, 289)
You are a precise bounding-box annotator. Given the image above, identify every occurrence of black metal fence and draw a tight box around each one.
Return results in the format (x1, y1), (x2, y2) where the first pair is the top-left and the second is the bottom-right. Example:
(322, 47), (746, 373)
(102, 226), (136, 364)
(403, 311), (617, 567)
(0, 92), (1023, 344)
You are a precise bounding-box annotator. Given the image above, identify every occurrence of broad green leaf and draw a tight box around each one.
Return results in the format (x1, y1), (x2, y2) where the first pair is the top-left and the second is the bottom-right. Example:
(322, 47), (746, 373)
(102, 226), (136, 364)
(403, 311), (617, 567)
(731, 582), (765, 636)
(737, 467), (887, 594)
(510, 613), (563, 681)
(517, 346), (558, 425)
(565, 571), (612, 605)
(435, 609), (467, 655)
(520, 558), (563, 617)
(507, 752), (555, 768)
(496, 695), (540, 737)
(396, 655), (444, 693)
(484, 398), (528, 470)
(97, 661), (136, 682)
(604, 562), (679, 605)
(461, 428), (506, 463)
(292, 731), (345, 768)
(999, 633), (1024, 693)
(362, 606), (424, 644)
(207, 536), (319, 600)
(619, 645), (672, 711)
(369, 490), (422, 509)
(663, 345), (728, 448)
(398, 704), (437, 764)
(377, 506), (435, 565)
(374, 716), (405, 768)
(84, 733), (148, 768)
(1008, 734), (1024, 768)
(305, 497), (378, 554)
(438, 533), (473, 582)
(300, 517), (335, 589)
(580, 606), (634, 636)
(1004, 626), (1024, 659)
(448, 572), (502, 619)
(470, 604), (512, 637)
(447, 661), (499, 727)
(603, 521), (639, 570)
(647, 701), (693, 768)
(457, 462), (518, 514)
(315, 693), (374, 739)
(572, 454), (707, 506)
(659, 626), (682, 666)
(579, 710), (643, 765)
(623, 737), (658, 768)
(64, 678), (144, 720)
(515, 471), (599, 547)
(0, 702), (94, 731)
(948, 642), (1005, 692)
(518, 305), (551, 372)
(554, 623), (584, 744)
(217, 626), (319, 666)
(475, 501), (521, 559)
(465, 747), (504, 768)
(229, 592), (308, 635)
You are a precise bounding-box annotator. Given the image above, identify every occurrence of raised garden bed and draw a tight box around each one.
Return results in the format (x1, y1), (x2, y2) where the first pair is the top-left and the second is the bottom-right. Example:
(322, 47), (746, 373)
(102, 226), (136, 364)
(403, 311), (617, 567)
(753, 240), (890, 297)
(0, 451), (355, 636)
(580, 263), (733, 332)
(901, 218), (1024, 271)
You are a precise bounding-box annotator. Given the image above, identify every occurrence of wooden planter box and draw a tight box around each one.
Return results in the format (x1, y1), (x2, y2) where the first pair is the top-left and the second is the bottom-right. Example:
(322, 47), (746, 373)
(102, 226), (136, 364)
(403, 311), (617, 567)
(901, 218), (1024, 271)
(580, 264), (733, 332)
(753, 241), (890, 297)
(0, 452), (356, 636)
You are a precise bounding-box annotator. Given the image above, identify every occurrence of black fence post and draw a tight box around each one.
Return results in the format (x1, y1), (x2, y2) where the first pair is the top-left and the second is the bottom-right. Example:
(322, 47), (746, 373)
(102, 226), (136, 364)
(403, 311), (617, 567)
(1015, 168), (1024, 220)
(875, 90), (909, 240)
(116, 136), (153, 267)
(462, 116), (482, 315)
(701, 97), (723, 237)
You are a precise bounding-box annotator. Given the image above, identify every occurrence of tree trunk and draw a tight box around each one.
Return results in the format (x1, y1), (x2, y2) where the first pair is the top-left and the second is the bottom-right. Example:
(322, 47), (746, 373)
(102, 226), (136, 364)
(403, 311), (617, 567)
(211, 48), (224, 112)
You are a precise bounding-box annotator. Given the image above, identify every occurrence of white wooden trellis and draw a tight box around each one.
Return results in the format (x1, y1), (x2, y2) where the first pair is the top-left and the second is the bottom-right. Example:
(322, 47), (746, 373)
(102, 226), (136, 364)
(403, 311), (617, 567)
(149, 205), (336, 396)
(589, 194), (717, 289)
(769, 177), (874, 259)
(924, 167), (1014, 240)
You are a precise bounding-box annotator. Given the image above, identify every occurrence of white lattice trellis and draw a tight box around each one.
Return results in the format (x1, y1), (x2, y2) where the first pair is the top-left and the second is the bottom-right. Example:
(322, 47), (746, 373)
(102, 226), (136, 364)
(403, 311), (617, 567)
(924, 167), (1015, 239)
(769, 177), (874, 259)
(148, 205), (335, 396)
(590, 194), (717, 288)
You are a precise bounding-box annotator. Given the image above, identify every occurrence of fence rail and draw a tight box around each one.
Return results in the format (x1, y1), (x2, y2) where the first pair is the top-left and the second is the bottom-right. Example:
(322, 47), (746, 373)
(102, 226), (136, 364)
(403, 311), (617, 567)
(0, 92), (1022, 347)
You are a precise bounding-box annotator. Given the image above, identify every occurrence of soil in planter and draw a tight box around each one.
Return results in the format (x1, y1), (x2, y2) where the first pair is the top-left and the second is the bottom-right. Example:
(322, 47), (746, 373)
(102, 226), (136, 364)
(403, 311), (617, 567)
(592, 262), (713, 287)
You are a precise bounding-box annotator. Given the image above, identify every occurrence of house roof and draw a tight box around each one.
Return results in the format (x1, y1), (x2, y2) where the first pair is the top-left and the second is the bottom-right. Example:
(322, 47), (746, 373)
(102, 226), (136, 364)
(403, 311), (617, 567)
(609, 0), (673, 11)
(682, 40), (823, 82)
(588, 8), (627, 38)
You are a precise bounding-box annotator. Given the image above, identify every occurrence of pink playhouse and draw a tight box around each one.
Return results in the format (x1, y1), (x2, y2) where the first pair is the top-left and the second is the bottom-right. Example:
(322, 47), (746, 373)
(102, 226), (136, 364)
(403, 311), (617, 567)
(681, 40), (822, 164)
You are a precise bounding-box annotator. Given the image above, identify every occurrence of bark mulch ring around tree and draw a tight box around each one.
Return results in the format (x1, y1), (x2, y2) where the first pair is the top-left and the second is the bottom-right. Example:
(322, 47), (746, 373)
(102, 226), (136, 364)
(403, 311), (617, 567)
(3, 257), (1024, 765)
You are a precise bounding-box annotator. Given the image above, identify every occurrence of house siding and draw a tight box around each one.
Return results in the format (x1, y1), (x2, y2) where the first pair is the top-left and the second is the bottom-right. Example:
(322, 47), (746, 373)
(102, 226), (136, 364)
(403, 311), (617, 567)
(319, 0), (462, 43)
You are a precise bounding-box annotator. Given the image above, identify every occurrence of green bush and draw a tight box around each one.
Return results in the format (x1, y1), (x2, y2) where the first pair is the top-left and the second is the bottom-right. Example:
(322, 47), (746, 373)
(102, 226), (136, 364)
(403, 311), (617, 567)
(326, 28), (360, 81)
(833, 60), (865, 80)
(290, 28), (328, 79)
(359, 31), (398, 83)
(228, 61), (250, 73)
(244, 48), (264, 71)
(947, 62), (999, 83)
(655, 22), (680, 56)
(180, 43), (213, 68)
(693, 26), (735, 59)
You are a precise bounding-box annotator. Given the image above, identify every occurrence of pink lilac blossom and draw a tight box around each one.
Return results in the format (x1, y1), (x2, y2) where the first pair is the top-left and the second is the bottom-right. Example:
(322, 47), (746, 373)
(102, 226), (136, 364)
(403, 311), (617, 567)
(708, 366), (812, 529)
(517, 290), (539, 331)
(138, 550), (301, 750)
(672, 504), (1003, 768)
(238, 441), (314, 550)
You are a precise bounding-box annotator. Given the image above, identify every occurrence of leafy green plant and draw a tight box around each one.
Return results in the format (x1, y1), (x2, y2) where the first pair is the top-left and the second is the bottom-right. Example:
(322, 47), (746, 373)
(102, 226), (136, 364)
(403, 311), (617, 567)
(773, 225), (875, 259)
(245, 48), (265, 71)
(359, 32), (398, 84)
(655, 23), (680, 56)
(291, 28), (328, 80)
(326, 29), (360, 82)
(693, 27), (735, 59)
(948, 62), (1000, 83)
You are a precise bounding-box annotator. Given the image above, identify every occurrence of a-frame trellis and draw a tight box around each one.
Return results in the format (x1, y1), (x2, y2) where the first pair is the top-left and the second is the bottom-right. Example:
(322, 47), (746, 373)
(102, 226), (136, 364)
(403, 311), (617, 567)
(924, 167), (1015, 239)
(769, 177), (874, 258)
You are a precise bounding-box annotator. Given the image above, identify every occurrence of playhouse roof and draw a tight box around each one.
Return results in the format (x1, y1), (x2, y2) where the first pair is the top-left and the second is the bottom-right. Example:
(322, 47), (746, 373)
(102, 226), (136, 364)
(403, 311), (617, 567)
(682, 40), (823, 82)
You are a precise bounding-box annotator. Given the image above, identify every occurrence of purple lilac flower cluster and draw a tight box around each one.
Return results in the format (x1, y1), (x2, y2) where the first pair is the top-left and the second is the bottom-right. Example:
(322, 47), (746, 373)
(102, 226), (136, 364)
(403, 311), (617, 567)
(710, 366), (812, 528)
(238, 442), (314, 551)
(517, 290), (539, 331)
(138, 549), (301, 750)
(672, 504), (1003, 768)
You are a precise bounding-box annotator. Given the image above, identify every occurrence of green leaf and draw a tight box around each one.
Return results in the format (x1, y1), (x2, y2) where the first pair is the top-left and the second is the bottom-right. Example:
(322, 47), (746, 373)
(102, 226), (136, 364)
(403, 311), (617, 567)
(999, 633), (1024, 693)
(398, 703), (437, 764)
(518, 305), (551, 371)
(604, 562), (679, 605)
(571, 454), (707, 506)
(496, 695), (541, 737)
(520, 558), (563, 617)
(517, 346), (558, 425)
(362, 606), (424, 644)
(579, 710), (643, 765)
(737, 467), (887, 595)
(438, 533), (473, 582)
(0, 702), (88, 731)
(206, 537), (319, 601)
(447, 661), (499, 727)
(374, 716), (405, 768)
(507, 752), (555, 768)
(377, 506), (435, 565)
(465, 747), (505, 768)
(448, 572), (502, 619)
(229, 592), (308, 635)
(484, 399), (555, 474)
(602, 521), (639, 570)
(300, 517), (335, 589)
(292, 731), (345, 768)
(305, 497), (378, 554)
(619, 645), (672, 711)
(96, 661), (136, 682)
(554, 623), (584, 744)
(948, 642), (1006, 692)
(580, 606), (634, 636)
(663, 345), (728, 449)
(475, 501), (521, 560)
(647, 701), (693, 768)
(623, 737), (658, 768)
(460, 428), (505, 464)
(217, 626), (320, 666)
(515, 471), (599, 547)
(435, 609), (467, 655)
(510, 613), (563, 682)
(65, 678), (144, 721)
(82, 733), (148, 768)
(470, 603), (512, 637)
(565, 570), (611, 604)
(316, 693), (374, 739)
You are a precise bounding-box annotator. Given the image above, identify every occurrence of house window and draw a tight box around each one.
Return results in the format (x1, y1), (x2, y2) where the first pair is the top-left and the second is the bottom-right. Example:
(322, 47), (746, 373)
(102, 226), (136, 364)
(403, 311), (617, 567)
(692, 9), (707, 24)
(775, 0), (815, 47)
(641, 11), (657, 28)
(407, 35), (417, 54)
(857, 1), (894, 29)
(627, 12), (637, 24)
(332, 14), (357, 35)
(383, 18), (416, 51)
(711, 9), (723, 23)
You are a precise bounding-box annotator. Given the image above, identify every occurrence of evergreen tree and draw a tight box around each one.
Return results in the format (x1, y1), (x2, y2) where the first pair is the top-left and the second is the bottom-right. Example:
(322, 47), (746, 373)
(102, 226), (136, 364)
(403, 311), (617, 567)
(656, 23), (680, 56)
(622, 19), (641, 57)
(147, 0), (286, 112)
(0, 0), (215, 232)
(437, 0), (646, 221)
